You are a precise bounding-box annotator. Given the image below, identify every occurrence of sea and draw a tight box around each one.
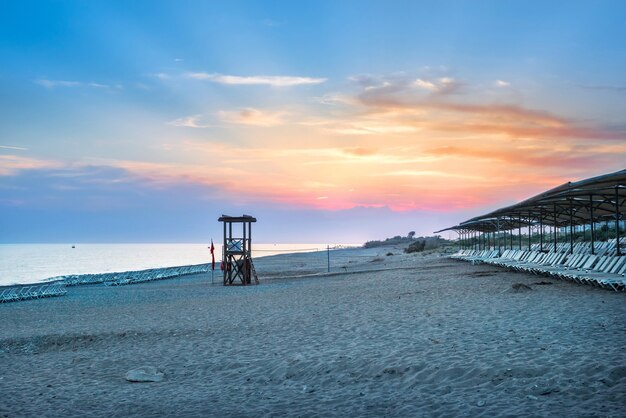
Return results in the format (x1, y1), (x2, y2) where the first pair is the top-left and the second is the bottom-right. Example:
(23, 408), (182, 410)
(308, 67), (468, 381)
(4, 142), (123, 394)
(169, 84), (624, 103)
(0, 243), (349, 286)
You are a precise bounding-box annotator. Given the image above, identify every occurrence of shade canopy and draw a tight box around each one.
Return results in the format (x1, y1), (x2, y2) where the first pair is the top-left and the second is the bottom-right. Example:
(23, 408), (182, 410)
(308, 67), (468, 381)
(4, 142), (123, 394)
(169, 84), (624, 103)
(436, 169), (626, 233)
(218, 214), (257, 223)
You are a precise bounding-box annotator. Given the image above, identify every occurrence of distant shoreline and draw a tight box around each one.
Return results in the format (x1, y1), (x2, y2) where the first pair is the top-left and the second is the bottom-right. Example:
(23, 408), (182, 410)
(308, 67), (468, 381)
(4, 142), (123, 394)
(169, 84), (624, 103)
(0, 243), (360, 287)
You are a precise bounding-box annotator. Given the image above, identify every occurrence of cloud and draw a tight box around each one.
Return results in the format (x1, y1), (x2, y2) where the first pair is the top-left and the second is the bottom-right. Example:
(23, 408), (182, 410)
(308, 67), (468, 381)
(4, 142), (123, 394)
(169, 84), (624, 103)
(218, 108), (288, 127)
(0, 145), (28, 151)
(0, 154), (61, 175)
(327, 122), (417, 136)
(351, 73), (463, 97)
(34, 79), (115, 89)
(8, 135), (621, 215)
(120, 133), (624, 212)
(167, 115), (212, 128)
(342, 147), (377, 157)
(313, 94), (357, 106)
(349, 74), (411, 95)
(151, 73), (171, 80)
(276, 146), (440, 166)
(577, 83), (626, 93)
(87, 82), (109, 89)
(348, 74), (382, 87)
(185, 72), (327, 87)
(302, 113), (420, 136)
(354, 77), (625, 141)
(34, 79), (82, 88)
(423, 145), (610, 170)
(414, 79), (438, 91)
(380, 170), (482, 180)
(96, 156), (436, 211)
(15, 68), (626, 215)
(495, 80), (511, 87)
(414, 77), (461, 93)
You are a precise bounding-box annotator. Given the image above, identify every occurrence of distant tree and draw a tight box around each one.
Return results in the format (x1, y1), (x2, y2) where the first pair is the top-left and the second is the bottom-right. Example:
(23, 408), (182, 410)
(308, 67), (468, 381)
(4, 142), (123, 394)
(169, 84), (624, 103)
(405, 239), (426, 253)
(364, 233), (451, 249)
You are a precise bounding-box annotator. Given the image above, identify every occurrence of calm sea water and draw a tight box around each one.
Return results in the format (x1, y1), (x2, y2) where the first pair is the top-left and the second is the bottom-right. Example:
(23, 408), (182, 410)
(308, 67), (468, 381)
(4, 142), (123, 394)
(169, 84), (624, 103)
(0, 243), (344, 286)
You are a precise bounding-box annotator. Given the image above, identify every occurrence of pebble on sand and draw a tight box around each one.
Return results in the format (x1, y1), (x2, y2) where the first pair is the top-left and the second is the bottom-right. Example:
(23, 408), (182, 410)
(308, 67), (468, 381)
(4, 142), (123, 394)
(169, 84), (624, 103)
(125, 366), (164, 383)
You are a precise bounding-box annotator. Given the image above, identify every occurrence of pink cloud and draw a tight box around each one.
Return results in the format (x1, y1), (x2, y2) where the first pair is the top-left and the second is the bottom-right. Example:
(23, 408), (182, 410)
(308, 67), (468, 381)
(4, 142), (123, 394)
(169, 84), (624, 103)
(0, 154), (62, 176)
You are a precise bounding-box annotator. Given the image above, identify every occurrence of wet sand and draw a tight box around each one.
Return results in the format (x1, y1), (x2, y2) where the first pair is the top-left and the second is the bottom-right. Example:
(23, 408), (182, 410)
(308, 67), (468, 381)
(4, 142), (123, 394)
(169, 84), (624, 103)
(1, 247), (625, 417)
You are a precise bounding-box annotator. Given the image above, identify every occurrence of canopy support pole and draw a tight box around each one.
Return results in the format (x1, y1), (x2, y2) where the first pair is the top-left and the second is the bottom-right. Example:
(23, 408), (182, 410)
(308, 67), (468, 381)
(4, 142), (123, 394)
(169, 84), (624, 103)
(616, 186), (621, 256)
(569, 198), (574, 254)
(539, 208), (543, 252)
(528, 212), (533, 251)
(590, 194), (595, 255)
(553, 204), (558, 252)
(518, 213), (522, 250)
(497, 218), (501, 256)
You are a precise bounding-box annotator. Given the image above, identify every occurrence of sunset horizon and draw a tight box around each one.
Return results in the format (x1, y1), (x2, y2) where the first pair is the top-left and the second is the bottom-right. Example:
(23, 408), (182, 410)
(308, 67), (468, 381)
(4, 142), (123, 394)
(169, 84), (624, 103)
(2, 1), (625, 243)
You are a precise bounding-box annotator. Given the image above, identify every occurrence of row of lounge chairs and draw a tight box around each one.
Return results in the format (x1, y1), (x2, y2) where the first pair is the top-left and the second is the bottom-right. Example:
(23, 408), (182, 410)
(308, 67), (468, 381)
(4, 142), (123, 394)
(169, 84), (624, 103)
(61, 263), (211, 286)
(1, 264), (212, 304)
(0, 282), (67, 303)
(455, 238), (623, 259)
(553, 239), (624, 256)
(452, 240), (626, 291)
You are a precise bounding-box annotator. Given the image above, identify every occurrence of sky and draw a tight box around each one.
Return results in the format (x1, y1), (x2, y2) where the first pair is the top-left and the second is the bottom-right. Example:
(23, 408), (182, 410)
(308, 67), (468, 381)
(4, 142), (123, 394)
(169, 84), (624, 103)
(1, 0), (625, 243)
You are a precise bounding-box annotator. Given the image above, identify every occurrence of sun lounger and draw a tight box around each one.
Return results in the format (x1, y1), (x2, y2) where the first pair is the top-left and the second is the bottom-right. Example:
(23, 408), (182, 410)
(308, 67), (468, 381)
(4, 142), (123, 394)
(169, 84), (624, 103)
(0, 282), (66, 303)
(574, 257), (626, 289)
(519, 252), (568, 274)
(500, 251), (544, 271)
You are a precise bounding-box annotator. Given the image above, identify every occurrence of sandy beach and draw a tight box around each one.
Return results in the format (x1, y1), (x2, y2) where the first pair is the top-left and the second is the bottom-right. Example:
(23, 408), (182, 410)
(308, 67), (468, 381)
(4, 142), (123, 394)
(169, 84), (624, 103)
(1, 246), (625, 417)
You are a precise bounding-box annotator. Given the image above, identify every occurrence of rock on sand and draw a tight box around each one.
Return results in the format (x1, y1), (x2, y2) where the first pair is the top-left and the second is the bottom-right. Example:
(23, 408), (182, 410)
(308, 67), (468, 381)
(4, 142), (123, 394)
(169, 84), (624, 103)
(125, 366), (164, 383)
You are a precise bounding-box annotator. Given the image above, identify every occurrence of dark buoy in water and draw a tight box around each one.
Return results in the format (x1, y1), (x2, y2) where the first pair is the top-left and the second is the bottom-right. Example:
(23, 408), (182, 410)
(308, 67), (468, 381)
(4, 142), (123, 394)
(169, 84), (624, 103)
(71, 245), (75, 249)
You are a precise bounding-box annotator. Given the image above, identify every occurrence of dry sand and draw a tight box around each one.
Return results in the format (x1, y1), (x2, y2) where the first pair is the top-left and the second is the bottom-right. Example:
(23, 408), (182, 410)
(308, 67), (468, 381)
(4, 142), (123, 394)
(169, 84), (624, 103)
(1, 246), (625, 417)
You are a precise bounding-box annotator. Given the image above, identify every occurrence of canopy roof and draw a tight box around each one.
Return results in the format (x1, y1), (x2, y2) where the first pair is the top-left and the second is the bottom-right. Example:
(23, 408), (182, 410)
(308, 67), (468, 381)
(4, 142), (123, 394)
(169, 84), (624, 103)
(436, 169), (626, 233)
(218, 214), (257, 223)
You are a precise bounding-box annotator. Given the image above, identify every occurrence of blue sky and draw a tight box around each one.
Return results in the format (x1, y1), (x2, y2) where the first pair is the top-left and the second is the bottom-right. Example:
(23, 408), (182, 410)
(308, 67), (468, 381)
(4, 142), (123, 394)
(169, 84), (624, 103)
(1, 1), (625, 243)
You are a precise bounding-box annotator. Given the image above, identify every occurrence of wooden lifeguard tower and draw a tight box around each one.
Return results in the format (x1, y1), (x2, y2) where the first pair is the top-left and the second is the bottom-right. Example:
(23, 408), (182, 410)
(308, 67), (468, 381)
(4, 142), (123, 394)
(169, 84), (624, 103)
(218, 214), (258, 285)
